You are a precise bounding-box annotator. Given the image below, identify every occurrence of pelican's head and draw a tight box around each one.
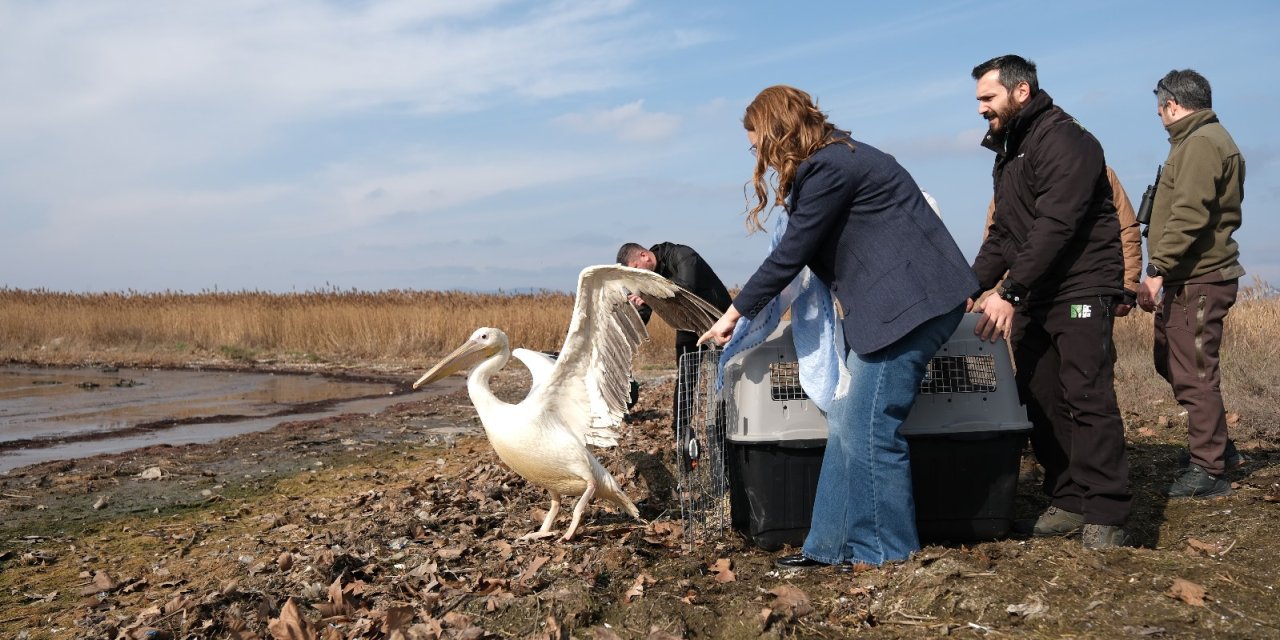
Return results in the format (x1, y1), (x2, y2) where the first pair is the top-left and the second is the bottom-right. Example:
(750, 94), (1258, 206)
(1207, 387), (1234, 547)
(413, 327), (508, 389)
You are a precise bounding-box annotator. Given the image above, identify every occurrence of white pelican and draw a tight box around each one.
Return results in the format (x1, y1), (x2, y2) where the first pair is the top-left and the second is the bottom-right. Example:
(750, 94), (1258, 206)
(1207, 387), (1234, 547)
(413, 265), (723, 541)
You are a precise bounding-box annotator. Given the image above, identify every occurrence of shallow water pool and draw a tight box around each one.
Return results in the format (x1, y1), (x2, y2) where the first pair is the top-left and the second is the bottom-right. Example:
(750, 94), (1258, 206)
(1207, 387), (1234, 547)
(0, 365), (444, 474)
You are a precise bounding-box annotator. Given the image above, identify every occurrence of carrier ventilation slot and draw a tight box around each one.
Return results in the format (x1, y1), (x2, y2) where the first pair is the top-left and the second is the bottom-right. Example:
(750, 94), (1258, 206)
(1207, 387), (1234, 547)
(920, 355), (997, 394)
(768, 361), (809, 401)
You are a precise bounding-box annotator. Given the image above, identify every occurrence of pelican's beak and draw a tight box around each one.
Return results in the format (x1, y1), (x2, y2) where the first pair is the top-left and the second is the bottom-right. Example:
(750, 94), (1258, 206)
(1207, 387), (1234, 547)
(412, 338), (499, 389)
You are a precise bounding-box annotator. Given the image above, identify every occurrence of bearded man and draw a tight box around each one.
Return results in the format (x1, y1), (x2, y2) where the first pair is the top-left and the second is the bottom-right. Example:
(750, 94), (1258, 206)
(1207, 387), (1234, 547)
(967, 54), (1131, 550)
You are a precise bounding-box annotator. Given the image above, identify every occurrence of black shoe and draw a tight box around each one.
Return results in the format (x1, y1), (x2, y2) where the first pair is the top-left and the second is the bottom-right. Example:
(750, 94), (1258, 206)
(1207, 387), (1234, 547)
(1011, 518), (1036, 536)
(1166, 464), (1232, 498)
(774, 553), (823, 569)
(1177, 439), (1246, 470)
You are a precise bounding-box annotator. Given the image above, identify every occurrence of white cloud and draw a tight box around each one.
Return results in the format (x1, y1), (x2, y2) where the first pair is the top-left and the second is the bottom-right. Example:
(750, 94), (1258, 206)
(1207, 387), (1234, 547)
(0, 0), (669, 199)
(34, 183), (303, 253)
(0, 0), (698, 291)
(331, 151), (627, 224)
(554, 100), (682, 142)
(0, 0), (647, 127)
(880, 128), (989, 159)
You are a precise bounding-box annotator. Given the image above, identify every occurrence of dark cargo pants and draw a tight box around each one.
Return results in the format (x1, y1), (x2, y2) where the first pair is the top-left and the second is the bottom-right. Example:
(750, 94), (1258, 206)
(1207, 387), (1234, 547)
(1012, 295), (1131, 526)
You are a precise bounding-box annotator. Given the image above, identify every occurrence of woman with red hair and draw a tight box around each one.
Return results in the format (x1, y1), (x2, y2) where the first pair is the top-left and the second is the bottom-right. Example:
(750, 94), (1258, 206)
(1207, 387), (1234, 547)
(701, 85), (977, 568)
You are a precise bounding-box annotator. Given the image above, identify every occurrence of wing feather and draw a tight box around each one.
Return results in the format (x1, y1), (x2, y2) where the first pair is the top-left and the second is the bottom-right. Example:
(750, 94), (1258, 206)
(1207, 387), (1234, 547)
(531, 265), (723, 448)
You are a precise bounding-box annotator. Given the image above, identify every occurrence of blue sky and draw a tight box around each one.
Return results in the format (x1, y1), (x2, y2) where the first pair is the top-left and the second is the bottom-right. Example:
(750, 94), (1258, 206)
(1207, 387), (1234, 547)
(1, 0), (1276, 294)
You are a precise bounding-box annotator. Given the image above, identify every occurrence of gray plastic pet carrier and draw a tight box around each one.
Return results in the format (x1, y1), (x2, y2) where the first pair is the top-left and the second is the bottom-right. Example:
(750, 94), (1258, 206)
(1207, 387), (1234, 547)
(680, 314), (1032, 550)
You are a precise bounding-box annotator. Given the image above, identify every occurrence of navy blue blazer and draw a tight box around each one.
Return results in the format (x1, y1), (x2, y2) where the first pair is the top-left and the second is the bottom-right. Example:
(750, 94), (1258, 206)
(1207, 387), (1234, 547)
(734, 136), (978, 355)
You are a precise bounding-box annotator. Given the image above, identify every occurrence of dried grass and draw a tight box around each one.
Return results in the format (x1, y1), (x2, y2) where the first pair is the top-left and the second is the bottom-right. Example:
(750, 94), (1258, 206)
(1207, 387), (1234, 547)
(1112, 280), (1280, 442)
(0, 287), (678, 368)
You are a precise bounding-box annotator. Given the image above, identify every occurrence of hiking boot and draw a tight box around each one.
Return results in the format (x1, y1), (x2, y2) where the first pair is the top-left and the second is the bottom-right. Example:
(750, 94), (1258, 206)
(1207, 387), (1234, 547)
(1166, 464), (1232, 498)
(1177, 439), (1247, 470)
(1030, 506), (1084, 537)
(1082, 524), (1128, 550)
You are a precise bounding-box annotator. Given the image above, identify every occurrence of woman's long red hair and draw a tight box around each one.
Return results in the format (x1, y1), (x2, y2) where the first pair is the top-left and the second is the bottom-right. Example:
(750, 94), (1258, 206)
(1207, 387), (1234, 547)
(742, 85), (850, 233)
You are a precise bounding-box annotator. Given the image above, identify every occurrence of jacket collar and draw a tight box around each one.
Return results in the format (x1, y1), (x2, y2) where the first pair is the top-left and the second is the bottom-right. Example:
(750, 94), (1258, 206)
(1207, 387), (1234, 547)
(1165, 108), (1219, 144)
(980, 90), (1055, 156)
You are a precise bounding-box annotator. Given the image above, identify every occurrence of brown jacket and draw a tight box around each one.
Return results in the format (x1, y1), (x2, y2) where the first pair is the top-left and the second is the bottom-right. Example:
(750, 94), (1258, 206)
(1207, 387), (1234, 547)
(979, 166), (1142, 304)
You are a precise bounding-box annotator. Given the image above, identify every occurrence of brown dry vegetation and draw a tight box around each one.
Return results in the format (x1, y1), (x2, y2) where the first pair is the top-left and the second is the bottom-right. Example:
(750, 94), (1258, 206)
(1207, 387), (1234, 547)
(1, 288), (1279, 639)
(1110, 288), (1280, 444)
(0, 288), (679, 371)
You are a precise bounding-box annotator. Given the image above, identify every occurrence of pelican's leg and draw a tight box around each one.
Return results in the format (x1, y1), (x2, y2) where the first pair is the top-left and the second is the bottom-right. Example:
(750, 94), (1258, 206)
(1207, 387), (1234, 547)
(539, 492), (562, 532)
(518, 491), (561, 542)
(561, 480), (597, 541)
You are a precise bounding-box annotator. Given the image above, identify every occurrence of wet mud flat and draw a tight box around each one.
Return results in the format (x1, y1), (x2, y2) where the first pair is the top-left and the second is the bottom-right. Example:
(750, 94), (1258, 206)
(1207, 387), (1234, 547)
(0, 386), (476, 541)
(0, 365), (433, 474)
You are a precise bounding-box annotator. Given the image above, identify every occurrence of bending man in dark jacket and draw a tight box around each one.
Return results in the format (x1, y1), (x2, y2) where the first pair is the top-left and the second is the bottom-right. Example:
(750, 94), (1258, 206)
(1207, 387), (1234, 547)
(967, 55), (1130, 550)
(617, 242), (733, 436)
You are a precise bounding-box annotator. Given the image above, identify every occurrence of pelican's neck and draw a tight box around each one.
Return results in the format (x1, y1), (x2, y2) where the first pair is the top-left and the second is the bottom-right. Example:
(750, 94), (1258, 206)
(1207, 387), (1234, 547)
(467, 345), (512, 420)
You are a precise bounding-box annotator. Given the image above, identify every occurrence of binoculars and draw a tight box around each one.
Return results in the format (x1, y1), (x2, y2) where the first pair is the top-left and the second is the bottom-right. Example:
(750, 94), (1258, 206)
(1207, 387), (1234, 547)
(1136, 165), (1161, 226)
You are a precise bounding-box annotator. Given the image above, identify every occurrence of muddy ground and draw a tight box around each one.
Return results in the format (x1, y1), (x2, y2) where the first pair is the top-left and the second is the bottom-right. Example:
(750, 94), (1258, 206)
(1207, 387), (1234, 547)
(1, 363), (1277, 639)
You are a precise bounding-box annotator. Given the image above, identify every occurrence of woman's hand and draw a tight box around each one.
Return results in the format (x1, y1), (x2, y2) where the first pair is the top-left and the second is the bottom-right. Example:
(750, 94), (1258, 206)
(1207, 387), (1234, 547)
(698, 306), (742, 346)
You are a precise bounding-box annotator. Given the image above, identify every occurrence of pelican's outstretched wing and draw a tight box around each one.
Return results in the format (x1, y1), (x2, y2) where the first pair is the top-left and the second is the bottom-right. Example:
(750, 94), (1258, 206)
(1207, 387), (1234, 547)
(531, 265), (722, 447)
(512, 348), (557, 393)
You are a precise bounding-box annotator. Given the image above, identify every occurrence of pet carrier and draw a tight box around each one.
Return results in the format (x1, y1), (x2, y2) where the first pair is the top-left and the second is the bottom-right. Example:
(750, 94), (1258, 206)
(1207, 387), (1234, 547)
(685, 314), (1031, 551)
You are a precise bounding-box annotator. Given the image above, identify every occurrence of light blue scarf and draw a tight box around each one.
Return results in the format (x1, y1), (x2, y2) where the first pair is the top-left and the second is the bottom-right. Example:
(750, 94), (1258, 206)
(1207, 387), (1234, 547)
(717, 211), (845, 412)
(714, 190), (940, 412)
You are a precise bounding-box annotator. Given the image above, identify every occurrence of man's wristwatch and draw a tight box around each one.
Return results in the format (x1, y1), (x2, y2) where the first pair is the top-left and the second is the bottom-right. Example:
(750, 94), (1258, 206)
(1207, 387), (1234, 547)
(1145, 263), (1166, 278)
(998, 281), (1027, 306)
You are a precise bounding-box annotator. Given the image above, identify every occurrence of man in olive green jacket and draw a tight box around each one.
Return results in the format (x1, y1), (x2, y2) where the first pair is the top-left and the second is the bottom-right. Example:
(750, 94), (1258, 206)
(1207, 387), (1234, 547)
(1138, 69), (1246, 499)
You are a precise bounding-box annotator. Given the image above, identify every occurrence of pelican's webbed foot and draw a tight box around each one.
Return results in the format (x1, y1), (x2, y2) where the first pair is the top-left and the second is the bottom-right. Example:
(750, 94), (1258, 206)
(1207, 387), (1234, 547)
(517, 531), (558, 542)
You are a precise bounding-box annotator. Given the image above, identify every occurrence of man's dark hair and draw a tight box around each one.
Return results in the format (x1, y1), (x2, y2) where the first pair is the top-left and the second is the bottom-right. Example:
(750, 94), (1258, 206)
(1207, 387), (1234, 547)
(1155, 69), (1212, 111)
(616, 242), (646, 264)
(971, 54), (1039, 95)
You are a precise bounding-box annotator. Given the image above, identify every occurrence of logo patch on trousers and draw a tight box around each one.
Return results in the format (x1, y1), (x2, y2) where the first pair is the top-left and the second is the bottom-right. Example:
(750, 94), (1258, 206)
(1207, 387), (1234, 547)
(1070, 304), (1093, 319)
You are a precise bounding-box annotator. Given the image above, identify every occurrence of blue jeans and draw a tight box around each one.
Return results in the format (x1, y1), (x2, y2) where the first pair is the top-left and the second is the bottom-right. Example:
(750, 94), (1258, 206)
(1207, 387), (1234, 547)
(802, 305), (963, 565)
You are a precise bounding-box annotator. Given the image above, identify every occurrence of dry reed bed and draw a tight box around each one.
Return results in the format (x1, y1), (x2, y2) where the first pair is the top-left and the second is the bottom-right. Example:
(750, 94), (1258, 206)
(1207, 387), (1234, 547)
(1, 287), (1276, 439)
(1110, 294), (1279, 442)
(0, 288), (678, 367)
